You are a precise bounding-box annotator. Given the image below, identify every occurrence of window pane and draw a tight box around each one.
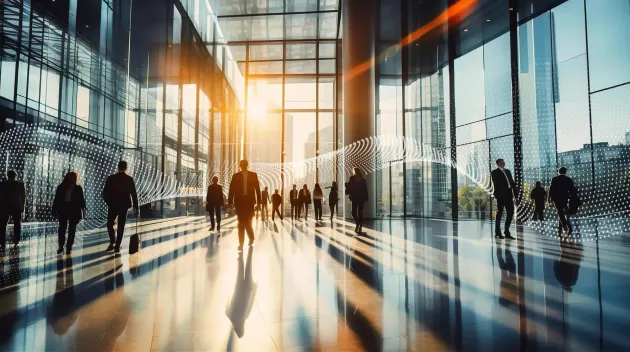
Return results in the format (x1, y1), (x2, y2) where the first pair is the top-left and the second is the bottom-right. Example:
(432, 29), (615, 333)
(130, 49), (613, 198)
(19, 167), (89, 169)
(286, 60), (316, 74)
(319, 12), (338, 39)
(454, 47), (485, 126)
(285, 77), (316, 109)
(286, 43), (316, 59)
(249, 61), (283, 75)
(247, 112), (282, 164)
(318, 112), (335, 184)
(285, 112), (316, 187)
(319, 42), (336, 58)
(249, 43), (283, 60)
(484, 33), (512, 117)
(318, 77), (335, 109)
(456, 120), (486, 145)
(318, 59), (335, 74)
(286, 14), (317, 40)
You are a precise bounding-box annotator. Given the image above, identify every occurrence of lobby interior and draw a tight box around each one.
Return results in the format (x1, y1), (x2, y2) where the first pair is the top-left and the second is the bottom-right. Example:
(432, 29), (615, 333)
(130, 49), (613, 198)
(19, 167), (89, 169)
(2, 0), (630, 351)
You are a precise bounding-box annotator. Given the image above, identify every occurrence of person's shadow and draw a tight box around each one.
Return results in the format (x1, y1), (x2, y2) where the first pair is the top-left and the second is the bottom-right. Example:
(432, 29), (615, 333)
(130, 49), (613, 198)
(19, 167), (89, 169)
(496, 241), (517, 307)
(0, 247), (23, 346)
(554, 241), (584, 292)
(47, 256), (78, 335)
(225, 249), (257, 338)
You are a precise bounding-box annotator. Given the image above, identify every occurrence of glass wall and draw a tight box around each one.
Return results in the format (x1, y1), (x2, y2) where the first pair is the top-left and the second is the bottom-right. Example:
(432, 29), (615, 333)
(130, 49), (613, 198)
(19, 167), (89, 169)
(372, 0), (630, 231)
(0, 0), (241, 219)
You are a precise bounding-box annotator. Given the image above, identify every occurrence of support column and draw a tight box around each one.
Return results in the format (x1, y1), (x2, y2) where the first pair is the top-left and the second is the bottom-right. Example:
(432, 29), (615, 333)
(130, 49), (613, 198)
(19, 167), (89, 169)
(342, 0), (376, 219)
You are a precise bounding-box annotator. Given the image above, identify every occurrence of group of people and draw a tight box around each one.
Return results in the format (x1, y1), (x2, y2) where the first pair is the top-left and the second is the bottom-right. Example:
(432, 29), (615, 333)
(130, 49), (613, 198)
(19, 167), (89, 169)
(492, 158), (580, 239)
(0, 161), (139, 255)
(206, 161), (370, 251)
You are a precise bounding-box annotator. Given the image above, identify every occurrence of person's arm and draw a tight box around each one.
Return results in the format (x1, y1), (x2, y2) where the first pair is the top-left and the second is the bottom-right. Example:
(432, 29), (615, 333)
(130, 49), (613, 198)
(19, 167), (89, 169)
(20, 183), (26, 211)
(206, 186), (212, 206)
(254, 174), (262, 205)
(130, 178), (139, 212)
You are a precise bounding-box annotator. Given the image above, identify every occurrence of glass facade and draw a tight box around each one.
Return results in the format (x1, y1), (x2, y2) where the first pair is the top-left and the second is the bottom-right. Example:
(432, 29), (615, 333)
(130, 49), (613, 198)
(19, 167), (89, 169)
(0, 0), (241, 218)
(372, 0), (630, 232)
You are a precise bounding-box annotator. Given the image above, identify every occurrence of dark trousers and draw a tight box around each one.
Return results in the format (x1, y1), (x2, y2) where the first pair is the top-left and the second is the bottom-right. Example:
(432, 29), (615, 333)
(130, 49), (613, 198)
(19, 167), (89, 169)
(291, 202), (299, 219)
(0, 211), (21, 247)
(208, 204), (221, 227)
(261, 203), (268, 219)
(302, 203), (309, 220)
(554, 201), (572, 232)
(351, 201), (365, 229)
(107, 207), (128, 248)
(58, 213), (77, 250)
(272, 205), (282, 220)
(533, 206), (544, 221)
(329, 202), (337, 218)
(495, 198), (515, 235)
(314, 199), (323, 219)
(237, 210), (255, 247)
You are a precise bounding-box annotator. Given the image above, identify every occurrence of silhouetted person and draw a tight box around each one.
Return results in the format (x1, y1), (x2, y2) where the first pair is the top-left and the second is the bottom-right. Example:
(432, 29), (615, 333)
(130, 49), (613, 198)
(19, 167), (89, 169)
(530, 181), (547, 222)
(346, 168), (368, 234)
(491, 159), (517, 239)
(290, 184), (299, 220)
(0, 170), (26, 250)
(103, 161), (139, 253)
(271, 189), (283, 221)
(313, 183), (324, 220)
(228, 160), (261, 251)
(298, 184), (311, 220)
(52, 172), (86, 255)
(225, 249), (257, 338)
(549, 167), (576, 234)
(261, 186), (270, 220)
(206, 175), (223, 231)
(325, 181), (339, 219)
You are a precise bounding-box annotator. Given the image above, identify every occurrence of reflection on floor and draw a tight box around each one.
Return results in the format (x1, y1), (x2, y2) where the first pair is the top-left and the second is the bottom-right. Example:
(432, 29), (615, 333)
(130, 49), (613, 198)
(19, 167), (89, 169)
(1, 215), (630, 351)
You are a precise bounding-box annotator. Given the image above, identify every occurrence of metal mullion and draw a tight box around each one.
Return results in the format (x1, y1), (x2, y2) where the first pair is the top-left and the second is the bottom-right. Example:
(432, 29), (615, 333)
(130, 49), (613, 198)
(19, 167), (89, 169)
(244, 42), (249, 158)
(281, 12), (287, 210)
(315, 2), (320, 183)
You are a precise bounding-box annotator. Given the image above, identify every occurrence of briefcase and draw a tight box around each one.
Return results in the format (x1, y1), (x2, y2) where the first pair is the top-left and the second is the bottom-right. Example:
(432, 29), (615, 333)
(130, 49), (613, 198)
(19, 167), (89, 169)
(129, 215), (140, 254)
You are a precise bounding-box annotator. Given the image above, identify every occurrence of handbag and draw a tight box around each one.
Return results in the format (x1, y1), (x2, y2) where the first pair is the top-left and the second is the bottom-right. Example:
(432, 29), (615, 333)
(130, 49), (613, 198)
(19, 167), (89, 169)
(129, 214), (140, 254)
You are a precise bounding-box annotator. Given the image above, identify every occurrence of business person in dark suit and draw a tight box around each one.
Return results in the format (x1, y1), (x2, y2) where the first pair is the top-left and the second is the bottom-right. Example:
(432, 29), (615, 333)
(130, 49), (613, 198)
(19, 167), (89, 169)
(0, 170), (26, 250)
(206, 175), (224, 231)
(102, 161), (139, 253)
(271, 189), (283, 221)
(530, 181), (547, 221)
(228, 160), (261, 251)
(346, 168), (368, 234)
(52, 172), (86, 255)
(549, 167), (576, 234)
(298, 184), (311, 221)
(491, 159), (517, 239)
(289, 184), (299, 220)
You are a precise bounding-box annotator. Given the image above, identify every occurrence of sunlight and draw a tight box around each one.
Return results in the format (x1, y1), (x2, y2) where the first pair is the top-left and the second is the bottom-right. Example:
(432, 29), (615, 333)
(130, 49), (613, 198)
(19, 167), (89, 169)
(246, 96), (268, 122)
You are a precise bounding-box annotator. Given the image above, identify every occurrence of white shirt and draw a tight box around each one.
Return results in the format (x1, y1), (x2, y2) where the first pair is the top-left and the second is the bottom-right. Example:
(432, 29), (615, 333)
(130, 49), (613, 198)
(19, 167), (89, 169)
(499, 168), (511, 188)
(242, 170), (248, 196)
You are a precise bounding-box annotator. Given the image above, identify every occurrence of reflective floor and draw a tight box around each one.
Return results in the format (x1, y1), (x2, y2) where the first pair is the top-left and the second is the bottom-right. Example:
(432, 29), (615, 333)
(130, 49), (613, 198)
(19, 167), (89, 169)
(1, 215), (630, 351)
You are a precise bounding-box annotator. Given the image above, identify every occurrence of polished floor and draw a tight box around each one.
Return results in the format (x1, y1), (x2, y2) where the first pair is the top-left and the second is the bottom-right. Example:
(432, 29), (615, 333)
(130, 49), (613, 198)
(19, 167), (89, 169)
(1, 214), (630, 351)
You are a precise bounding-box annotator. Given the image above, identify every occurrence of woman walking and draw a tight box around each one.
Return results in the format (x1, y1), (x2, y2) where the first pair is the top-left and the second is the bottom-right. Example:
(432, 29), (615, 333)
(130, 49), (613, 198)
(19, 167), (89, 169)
(325, 181), (339, 219)
(313, 183), (324, 220)
(298, 184), (311, 220)
(52, 172), (86, 255)
(346, 168), (368, 234)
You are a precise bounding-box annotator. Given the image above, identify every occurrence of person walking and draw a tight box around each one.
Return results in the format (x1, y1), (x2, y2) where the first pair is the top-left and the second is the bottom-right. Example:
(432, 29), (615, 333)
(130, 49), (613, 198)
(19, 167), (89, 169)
(206, 175), (224, 231)
(298, 184), (311, 221)
(52, 172), (86, 255)
(530, 181), (547, 222)
(325, 181), (339, 219)
(271, 189), (283, 221)
(228, 160), (261, 251)
(261, 186), (270, 221)
(0, 170), (27, 250)
(289, 185), (299, 220)
(313, 183), (324, 220)
(103, 161), (139, 253)
(549, 167), (577, 235)
(346, 168), (368, 234)
(490, 158), (517, 239)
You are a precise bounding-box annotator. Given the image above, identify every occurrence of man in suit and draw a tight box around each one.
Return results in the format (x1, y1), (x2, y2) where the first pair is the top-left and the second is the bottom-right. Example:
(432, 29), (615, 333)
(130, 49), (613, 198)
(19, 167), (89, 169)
(548, 167), (576, 234)
(228, 160), (261, 251)
(271, 189), (283, 221)
(102, 161), (139, 253)
(491, 159), (517, 239)
(206, 175), (224, 231)
(289, 184), (299, 220)
(0, 170), (27, 249)
(261, 186), (270, 221)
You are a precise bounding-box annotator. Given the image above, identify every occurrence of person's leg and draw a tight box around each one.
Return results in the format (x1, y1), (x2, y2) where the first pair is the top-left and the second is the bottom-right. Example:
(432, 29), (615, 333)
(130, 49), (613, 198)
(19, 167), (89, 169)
(245, 211), (255, 245)
(58, 216), (68, 250)
(495, 199), (505, 236)
(12, 211), (21, 245)
(106, 207), (117, 246)
(115, 210), (128, 249)
(214, 205), (222, 229)
(555, 202), (568, 232)
(304, 204), (309, 220)
(504, 199), (515, 235)
(67, 221), (77, 251)
(351, 202), (359, 232)
(0, 213), (9, 248)
(209, 205), (216, 228)
(237, 213), (245, 249)
(357, 203), (365, 232)
(276, 206), (283, 220)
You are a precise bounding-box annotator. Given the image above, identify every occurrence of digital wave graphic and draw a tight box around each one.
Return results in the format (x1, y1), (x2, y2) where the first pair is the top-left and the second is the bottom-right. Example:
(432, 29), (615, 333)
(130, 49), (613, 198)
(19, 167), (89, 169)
(0, 123), (627, 242)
